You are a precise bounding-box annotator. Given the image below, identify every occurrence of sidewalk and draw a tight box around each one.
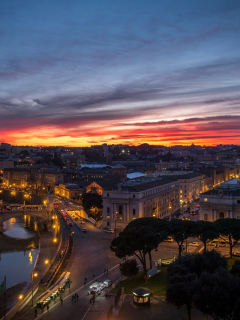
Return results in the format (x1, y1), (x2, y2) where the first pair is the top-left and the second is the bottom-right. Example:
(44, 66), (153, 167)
(116, 294), (208, 320)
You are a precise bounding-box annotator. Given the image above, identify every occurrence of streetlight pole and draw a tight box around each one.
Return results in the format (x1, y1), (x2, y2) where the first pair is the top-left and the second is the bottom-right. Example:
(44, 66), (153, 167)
(31, 272), (38, 306)
(115, 211), (118, 238)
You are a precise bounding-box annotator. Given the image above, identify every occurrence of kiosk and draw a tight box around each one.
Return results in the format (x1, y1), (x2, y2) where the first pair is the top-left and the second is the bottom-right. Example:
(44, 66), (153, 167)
(133, 287), (151, 306)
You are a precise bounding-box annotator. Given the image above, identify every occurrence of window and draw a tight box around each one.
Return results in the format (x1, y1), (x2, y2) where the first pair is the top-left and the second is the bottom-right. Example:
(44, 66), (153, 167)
(107, 215), (110, 219)
(180, 190), (182, 193)
(133, 209), (136, 215)
(220, 212), (224, 219)
(107, 222), (109, 226)
(204, 198), (208, 202)
(119, 205), (122, 215)
(237, 200), (240, 204)
(204, 214), (208, 221)
(133, 194), (135, 198)
(107, 207), (110, 213)
(107, 193), (109, 197)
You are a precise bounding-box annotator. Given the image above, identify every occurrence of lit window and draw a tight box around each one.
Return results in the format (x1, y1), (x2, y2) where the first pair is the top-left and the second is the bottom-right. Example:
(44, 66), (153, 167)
(204, 198), (208, 202)
(107, 215), (110, 219)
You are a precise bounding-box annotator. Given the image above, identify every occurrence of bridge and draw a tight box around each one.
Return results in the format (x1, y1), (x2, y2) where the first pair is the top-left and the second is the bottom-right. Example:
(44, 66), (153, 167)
(0, 209), (51, 233)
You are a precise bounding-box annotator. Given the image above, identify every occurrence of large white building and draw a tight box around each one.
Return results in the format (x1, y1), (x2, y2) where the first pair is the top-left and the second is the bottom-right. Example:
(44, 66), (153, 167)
(199, 179), (240, 221)
(103, 176), (179, 230)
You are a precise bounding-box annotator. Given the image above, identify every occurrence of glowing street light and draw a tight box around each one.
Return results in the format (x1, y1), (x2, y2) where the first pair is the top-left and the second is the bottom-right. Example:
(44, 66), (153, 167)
(31, 271), (38, 305)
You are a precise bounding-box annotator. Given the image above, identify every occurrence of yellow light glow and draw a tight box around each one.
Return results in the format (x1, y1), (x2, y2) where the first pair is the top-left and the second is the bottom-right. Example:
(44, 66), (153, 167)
(53, 238), (57, 242)
(19, 295), (23, 299)
(45, 260), (49, 264)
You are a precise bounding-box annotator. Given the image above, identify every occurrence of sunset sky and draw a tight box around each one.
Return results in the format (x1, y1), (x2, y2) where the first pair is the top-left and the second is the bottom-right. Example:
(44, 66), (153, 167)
(1, 0), (240, 147)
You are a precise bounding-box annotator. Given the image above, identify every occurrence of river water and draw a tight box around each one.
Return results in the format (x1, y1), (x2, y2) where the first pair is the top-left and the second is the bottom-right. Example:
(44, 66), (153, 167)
(0, 216), (39, 289)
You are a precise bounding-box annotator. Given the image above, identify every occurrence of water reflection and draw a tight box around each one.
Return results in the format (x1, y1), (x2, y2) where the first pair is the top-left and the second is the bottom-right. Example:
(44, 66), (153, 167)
(3, 216), (37, 239)
(0, 215), (39, 289)
(0, 249), (39, 289)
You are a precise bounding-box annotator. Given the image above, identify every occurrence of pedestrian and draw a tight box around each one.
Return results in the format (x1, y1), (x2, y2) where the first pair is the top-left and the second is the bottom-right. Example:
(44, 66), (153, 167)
(93, 274), (95, 279)
(35, 308), (38, 317)
(76, 293), (79, 300)
(60, 297), (63, 305)
(104, 268), (106, 273)
(47, 305), (49, 312)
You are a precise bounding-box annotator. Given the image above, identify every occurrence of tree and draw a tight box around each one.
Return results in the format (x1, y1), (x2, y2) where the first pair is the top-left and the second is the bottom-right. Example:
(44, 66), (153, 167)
(124, 217), (169, 268)
(170, 219), (195, 257)
(166, 272), (198, 320)
(111, 226), (165, 283)
(168, 250), (227, 278)
(231, 260), (240, 276)
(81, 192), (102, 213)
(215, 218), (240, 258)
(233, 298), (240, 320)
(167, 251), (228, 320)
(194, 268), (240, 320)
(194, 220), (219, 254)
(120, 259), (138, 278)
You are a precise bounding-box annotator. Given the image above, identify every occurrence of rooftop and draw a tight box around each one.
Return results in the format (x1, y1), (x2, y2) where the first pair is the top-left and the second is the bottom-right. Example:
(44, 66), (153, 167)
(106, 176), (178, 192)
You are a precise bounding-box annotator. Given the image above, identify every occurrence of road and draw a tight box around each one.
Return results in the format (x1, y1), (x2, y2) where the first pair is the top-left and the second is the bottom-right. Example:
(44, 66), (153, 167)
(18, 199), (240, 320)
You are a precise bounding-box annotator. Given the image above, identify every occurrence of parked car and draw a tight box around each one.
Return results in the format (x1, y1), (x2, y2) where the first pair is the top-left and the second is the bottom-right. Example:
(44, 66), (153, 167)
(82, 228), (87, 232)
(79, 220), (85, 224)
(68, 222), (73, 227)
(189, 242), (199, 247)
(105, 229), (114, 234)
(233, 251), (240, 257)
(163, 236), (173, 242)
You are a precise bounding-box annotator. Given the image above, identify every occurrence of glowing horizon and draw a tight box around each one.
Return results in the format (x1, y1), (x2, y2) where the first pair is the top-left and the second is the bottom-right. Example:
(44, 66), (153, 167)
(1, 0), (240, 147)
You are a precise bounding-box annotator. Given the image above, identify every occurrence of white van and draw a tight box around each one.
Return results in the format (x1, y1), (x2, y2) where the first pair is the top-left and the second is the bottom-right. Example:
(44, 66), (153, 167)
(103, 280), (112, 288)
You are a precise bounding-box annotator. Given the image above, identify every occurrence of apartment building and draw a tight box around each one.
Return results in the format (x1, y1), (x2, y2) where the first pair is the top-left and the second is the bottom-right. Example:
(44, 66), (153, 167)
(54, 183), (82, 199)
(177, 172), (206, 202)
(2, 168), (31, 187)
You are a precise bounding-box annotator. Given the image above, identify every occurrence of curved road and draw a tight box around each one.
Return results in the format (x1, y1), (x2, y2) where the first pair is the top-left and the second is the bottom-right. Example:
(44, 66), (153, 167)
(28, 217), (122, 320)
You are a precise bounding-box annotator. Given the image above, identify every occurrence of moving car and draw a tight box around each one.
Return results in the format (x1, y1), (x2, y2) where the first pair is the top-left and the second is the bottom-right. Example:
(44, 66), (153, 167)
(105, 229), (114, 234)
(82, 228), (87, 232)
(68, 222), (73, 227)
(103, 280), (112, 288)
(90, 281), (105, 294)
(189, 242), (199, 247)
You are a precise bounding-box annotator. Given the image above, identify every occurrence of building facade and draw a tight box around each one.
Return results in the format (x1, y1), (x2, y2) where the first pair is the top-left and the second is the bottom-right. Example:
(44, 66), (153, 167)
(103, 176), (179, 230)
(199, 179), (240, 221)
(54, 183), (82, 199)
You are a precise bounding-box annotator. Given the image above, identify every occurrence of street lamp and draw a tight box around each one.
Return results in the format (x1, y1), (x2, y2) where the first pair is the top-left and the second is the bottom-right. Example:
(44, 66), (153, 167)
(31, 272), (38, 306)
(168, 199), (174, 221)
(115, 211), (118, 238)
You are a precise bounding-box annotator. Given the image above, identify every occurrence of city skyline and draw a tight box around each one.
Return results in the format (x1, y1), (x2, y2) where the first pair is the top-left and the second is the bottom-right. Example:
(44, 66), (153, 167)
(1, 0), (240, 147)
